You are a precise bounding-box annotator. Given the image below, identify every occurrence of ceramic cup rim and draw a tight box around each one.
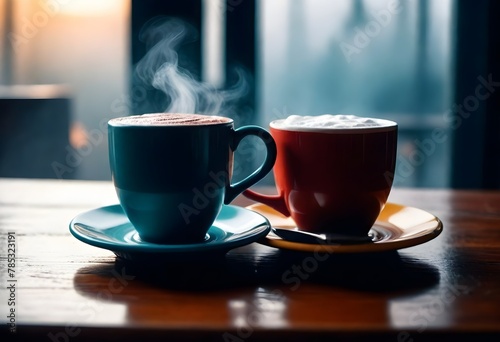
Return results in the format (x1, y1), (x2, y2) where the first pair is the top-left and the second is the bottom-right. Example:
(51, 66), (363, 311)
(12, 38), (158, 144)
(108, 113), (234, 128)
(270, 117), (397, 134)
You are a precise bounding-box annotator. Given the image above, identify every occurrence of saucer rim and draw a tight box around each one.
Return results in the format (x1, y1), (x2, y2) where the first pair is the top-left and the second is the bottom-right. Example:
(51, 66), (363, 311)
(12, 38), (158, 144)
(246, 202), (443, 253)
(69, 204), (270, 255)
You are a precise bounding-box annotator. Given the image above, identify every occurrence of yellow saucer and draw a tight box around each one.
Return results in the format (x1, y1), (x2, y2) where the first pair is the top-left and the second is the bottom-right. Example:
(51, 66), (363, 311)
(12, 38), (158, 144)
(246, 203), (443, 253)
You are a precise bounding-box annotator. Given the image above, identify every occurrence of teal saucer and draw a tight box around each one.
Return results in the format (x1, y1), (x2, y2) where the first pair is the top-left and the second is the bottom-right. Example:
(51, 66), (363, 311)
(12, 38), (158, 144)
(69, 204), (270, 261)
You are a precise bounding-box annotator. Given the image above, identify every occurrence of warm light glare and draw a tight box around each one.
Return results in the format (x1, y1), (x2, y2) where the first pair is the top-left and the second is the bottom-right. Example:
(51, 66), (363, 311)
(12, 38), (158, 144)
(58, 0), (124, 16)
(70, 122), (89, 149)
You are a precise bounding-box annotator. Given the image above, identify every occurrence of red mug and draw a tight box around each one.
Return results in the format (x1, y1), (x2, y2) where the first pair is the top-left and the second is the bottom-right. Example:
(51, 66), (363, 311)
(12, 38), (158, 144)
(244, 115), (398, 236)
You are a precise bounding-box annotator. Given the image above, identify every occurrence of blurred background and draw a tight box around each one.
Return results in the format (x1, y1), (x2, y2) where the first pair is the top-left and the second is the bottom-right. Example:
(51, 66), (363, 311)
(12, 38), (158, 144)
(0, 0), (498, 188)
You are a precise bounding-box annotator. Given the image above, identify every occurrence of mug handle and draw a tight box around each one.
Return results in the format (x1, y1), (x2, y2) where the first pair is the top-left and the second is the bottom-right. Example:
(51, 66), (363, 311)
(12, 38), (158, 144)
(242, 189), (290, 217)
(224, 126), (277, 204)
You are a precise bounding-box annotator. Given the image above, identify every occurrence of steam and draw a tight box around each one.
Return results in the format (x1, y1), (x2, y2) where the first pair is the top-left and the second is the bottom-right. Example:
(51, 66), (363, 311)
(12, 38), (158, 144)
(134, 17), (248, 116)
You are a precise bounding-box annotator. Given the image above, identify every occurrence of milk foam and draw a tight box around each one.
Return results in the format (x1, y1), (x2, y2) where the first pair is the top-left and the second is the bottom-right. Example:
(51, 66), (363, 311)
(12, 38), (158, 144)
(109, 113), (231, 126)
(271, 114), (396, 130)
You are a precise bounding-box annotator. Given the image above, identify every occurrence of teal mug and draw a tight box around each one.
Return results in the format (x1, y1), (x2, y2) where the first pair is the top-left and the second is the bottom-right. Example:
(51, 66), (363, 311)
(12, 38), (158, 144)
(108, 113), (276, 244)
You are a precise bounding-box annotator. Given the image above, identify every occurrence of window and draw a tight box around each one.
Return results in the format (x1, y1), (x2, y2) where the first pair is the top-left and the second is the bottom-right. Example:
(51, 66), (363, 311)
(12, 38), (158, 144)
(0, 0), (129, 180)
(3, 0), (498, 188)
(258, 0), (453, 187)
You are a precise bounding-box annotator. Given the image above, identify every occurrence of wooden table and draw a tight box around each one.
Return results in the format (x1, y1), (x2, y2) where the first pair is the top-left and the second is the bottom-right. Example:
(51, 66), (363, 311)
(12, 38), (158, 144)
(1, 178), (500, 341)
